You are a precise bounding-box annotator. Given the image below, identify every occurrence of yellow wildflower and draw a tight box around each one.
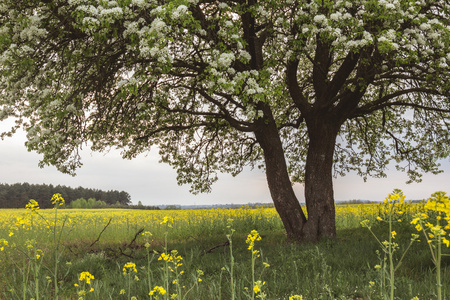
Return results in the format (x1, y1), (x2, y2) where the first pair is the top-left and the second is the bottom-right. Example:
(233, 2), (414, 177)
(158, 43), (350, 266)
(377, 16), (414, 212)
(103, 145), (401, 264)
(51, 193), (65, 206)
(149, 286), (166, 296)
(160, 216), (174, 225)
(79, 271), (94, 285)
(246, 230), (261, 250)
(123, 262), (137, 274)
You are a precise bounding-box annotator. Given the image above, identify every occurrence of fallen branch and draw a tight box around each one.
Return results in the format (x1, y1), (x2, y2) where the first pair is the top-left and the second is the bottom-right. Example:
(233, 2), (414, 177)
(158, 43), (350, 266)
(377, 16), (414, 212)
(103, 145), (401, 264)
(128, 227), (145, 247)
(201, 240), (230, 256)
(90, 218), (112, 247)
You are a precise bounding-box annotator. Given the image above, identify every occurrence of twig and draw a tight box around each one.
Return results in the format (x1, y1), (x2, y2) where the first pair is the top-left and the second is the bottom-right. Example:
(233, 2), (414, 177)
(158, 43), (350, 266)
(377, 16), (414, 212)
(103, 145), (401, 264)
(118, 247), (135, 259)
(201, 240), (230, 256)
(128, 227), (145, 247)
(90, 218), (112, 247)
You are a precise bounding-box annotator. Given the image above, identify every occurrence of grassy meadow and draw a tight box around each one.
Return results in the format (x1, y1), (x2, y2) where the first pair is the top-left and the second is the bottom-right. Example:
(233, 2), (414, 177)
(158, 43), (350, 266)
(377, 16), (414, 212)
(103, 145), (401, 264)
(1, 191), (450, 299)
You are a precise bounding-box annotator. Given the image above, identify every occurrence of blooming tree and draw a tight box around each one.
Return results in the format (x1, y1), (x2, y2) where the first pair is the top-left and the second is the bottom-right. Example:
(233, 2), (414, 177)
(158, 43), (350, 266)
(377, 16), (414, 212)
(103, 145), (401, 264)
(1, 0), (450, 241)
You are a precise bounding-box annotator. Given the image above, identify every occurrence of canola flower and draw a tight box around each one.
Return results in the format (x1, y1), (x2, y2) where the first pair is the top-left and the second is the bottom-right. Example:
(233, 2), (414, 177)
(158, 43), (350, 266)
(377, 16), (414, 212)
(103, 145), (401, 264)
(411, 192), (450, 247)
(74, 271), (95, 299)
(196, 269), (204, 282)
(123, 262), (138, 275)
(0, 239), (8, 251)
(78, 272), (94, 285)
(25, 199), (40, 213)
(410, 191), (450, 300)
(253, 280), (265, 294)
(160, 216), (174, 227)
(51, 193), (65, 206)
(361, 190), (420, 300)
(246, 230), (261, 251)
(149, 285), (166, 296)
(246, 230), (265, 300)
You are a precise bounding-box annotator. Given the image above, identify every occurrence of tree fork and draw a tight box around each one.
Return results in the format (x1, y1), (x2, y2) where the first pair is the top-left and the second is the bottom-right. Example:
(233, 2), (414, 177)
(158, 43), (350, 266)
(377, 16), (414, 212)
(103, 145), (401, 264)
(302, 117), (340, 241)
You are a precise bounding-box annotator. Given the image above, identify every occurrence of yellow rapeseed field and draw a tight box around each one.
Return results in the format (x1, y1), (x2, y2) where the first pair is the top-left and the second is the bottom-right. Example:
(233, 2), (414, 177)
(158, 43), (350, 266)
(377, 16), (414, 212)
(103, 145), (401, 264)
(1, 191), (449, 300)
(0, 200), (427, 243)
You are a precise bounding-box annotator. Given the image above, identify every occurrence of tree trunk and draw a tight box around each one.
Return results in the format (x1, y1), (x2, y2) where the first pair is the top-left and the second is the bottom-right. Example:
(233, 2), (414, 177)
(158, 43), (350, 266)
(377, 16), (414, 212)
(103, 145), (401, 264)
(254, 111), (307, 242)
(302, 117), (339, 241)
(255, 106), (340, 242)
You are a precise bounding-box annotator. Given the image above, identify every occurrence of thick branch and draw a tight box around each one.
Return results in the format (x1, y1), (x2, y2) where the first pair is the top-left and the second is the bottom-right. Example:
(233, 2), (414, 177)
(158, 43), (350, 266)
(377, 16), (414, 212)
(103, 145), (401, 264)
(325, 51), (360, 106)
(352, 88), (449, 117)
(312, 37), (331, 101)
(286, 59), (311, 114)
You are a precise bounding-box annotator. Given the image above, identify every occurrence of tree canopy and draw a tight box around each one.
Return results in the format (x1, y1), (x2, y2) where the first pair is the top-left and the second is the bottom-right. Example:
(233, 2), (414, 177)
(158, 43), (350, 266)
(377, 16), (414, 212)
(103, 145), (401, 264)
(1, 0), (450, 241)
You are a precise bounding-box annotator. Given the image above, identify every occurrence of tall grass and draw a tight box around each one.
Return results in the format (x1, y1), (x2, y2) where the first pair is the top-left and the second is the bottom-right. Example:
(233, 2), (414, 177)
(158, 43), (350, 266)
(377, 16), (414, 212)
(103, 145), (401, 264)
(0, 193), (449, 299)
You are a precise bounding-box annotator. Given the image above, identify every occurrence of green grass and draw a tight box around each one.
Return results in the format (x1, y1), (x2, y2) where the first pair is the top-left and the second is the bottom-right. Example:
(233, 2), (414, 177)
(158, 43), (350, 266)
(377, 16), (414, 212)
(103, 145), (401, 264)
(1, 207), (450, 299)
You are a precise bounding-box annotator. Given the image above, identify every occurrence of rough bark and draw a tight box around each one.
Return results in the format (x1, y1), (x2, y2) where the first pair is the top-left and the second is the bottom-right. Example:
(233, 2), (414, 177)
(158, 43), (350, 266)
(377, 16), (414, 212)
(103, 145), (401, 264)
(302, 116), (339, 241)
(254, 109), (307, 242)
(254, 106), (341, 242)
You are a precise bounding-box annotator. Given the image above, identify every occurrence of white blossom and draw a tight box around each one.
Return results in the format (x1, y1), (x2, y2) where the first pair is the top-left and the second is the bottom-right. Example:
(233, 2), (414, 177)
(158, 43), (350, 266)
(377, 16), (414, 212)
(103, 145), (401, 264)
(172, 5), (188, 20)
(209, 61), (218, 68)
(210, 68), (220, 76)
(19, 15), (47, 40)
(238, 50), (251, 61)
(419, 23), (432, 31)
(217, 77), (227, 85)
(255, 6), (269, 18)
(81, 17), (100, 29)
(77, 5), (99, 16)
(149, 46), (160, 57)
(99, 7), (123, 19)
(246, 88), (256, 95)
(123, 21), (139, 38)
(150, 18), (166, 34)
(131, 0), (149, 7)
(66, 104), (77, 113)
(313, 14), (327, 26)
(218, 52), (235, 68)
(330, 12), (342, 21)
(19, 45), (34, 53)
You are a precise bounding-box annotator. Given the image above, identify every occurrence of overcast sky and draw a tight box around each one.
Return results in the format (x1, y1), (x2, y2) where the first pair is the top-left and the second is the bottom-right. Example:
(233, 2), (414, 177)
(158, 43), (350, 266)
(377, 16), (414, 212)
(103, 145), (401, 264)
(1, 122), (449, 206)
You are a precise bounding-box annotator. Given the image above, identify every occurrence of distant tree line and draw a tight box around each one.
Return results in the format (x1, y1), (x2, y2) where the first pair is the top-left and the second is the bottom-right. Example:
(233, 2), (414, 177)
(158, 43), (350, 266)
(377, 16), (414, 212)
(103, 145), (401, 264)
(0, 182), (131, 208)
(66, 198), (160, 210)
(337, 200), (376, 205)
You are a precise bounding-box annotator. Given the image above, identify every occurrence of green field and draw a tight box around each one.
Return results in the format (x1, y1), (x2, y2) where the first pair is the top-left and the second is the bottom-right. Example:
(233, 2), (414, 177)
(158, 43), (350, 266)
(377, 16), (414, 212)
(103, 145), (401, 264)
(1, 192), (450, 299)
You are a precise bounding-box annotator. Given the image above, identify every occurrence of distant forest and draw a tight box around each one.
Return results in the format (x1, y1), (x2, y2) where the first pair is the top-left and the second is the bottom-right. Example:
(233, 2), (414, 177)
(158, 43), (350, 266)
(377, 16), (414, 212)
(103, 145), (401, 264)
(0, 182), (131, 208)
